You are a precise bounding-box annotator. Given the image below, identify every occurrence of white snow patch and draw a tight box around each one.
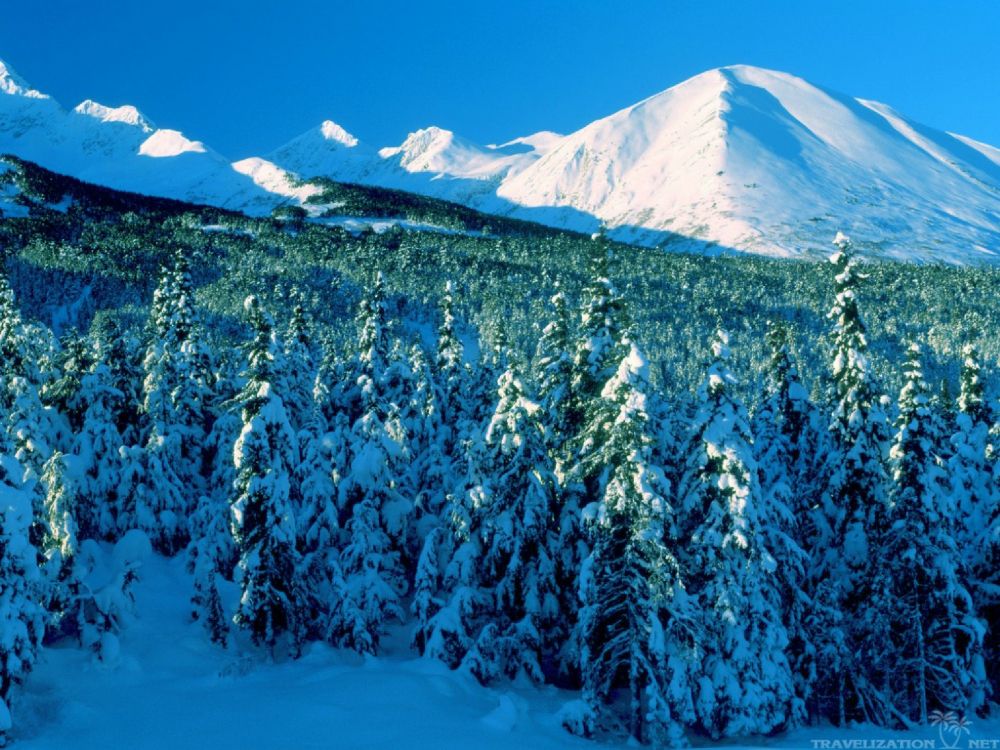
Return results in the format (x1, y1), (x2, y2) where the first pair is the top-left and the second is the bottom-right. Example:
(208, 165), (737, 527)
(0, 58), (48, 98)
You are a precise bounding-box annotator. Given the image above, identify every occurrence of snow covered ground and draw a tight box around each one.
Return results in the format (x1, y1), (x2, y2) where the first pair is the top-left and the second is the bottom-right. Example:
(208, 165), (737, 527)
(13, 554), (1000, 749)
(14, 554), (588, 749)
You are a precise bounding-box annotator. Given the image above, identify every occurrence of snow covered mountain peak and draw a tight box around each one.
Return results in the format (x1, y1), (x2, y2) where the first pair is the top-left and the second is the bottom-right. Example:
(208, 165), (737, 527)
(74, 99), (155, 131)
(0, 58), (47, 99)
(138, 129), (208, 158)
(265, 119), (383, 185)
(379, 126), (466, 168)
(493, 64), (1000, 261)
(378, 126), (542, 182)
(318, 120), (359, 147)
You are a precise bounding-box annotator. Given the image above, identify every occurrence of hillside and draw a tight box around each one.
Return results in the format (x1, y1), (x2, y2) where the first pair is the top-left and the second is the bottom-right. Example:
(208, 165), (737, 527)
(2, 153), (999, 399)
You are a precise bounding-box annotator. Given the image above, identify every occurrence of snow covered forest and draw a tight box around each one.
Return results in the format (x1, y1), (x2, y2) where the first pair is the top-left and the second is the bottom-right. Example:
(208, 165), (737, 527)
(0, 201), (998, 747)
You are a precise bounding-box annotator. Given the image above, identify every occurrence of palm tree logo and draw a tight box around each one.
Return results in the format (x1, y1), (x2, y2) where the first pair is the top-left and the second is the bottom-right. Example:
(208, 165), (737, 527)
(930, 710), (972, 749)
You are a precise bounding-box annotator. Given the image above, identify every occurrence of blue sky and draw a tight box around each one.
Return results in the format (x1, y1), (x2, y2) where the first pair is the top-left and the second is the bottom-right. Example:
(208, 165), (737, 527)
(2, 0), (997, 158)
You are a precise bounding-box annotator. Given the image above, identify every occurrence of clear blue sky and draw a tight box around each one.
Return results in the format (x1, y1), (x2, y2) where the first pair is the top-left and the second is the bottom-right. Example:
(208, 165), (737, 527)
(2, 0), (997, 158)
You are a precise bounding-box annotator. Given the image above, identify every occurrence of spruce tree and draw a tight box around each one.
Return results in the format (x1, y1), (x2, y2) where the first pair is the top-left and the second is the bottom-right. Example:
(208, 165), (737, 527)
(535, 289), (575, 467)
(139, 270), (189, 554)
(816, 234), (891, 724)
(0, 454), (43, 745)
(751, 321), (826, 722)
(566, 245), (632, 679)
(411, 283), (475, 652)
(883, 343), (987, 720)
(294, 407), (341, 640)
(330, 398), (407, 653)
(948, 343), (999, 702)
(327, 278), (410, 654)
(678, 330), (794, 738)
(230, 296), (302, 654)
(570, 239), (629, 438)
(423, 366), (560, 683)
(73, 360), (125, 540)
(168, 253), (213, 506)
(7, 376), (56, 487)
(92, 317), (143, 444)
(188, 489), (232, 647)
(137, 253), (214, 554)
(43, 333), (94, 432)
(0, 275), (32, 382)
(533, 288), (587, 676)
(188, 373), (239, 644)
(404, 342), (447, 527)
(39, 451), (83, 639)
(435, 280), (465, 429)
(573, 339), (693, 746)
(282, 292), (316, 435)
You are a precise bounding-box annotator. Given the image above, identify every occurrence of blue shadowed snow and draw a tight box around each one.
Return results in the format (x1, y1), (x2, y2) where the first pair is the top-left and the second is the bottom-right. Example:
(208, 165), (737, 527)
(13, 553), (1000, 749)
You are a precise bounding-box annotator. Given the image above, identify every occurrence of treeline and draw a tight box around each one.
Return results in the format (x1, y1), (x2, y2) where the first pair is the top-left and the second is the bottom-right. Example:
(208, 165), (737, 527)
(0, 233), (997, 746)
(4, 155), (1000, 412)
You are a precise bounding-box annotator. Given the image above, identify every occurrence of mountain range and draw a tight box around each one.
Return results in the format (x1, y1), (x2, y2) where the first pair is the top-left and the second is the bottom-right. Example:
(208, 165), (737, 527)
(2, 57), (998, 263)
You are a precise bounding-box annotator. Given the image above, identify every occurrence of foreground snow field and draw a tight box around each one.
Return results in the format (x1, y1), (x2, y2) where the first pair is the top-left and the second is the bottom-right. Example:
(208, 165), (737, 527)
(11, 554), (998, 750)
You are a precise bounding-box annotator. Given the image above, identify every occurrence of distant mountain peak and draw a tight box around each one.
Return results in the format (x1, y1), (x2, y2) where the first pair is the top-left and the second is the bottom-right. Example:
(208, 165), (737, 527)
(0, 58), (48, 99)
(74, 100), (155, 131)
(138, 129), (207, 158)
(383, 126), (461, 158)
(319, 120), (359, 147)
(379, 127), (488, 173)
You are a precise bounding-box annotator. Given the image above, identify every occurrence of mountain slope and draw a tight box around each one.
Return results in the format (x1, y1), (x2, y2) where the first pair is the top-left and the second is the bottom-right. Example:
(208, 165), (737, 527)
(492, 66), (1000, 261)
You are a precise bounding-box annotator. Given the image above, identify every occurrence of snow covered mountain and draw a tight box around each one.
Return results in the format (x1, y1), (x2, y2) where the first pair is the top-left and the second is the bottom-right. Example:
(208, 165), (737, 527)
(0, 58), (285, 212)
(264, 120), (384, 186)
(265, 120), (560, 206)
(267, 67), (1000, 262)
(493, 66), (1000, 261)
(2, 55), (999, 262)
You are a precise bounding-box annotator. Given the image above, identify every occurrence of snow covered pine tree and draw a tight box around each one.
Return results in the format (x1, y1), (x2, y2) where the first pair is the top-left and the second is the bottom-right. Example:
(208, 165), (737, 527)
(569, 338), (694, 747)
(678, 330), (793, 738)
(230, 295), (303, 655)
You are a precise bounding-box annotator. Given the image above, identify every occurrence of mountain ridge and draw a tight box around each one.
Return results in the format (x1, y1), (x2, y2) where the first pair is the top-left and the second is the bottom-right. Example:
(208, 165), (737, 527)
(1, 56), (998, 263)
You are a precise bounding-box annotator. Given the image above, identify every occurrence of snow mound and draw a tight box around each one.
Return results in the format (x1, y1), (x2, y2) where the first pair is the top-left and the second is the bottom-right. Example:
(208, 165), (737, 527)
(480, 693), (521, 731)
(112, 529), (153, 568)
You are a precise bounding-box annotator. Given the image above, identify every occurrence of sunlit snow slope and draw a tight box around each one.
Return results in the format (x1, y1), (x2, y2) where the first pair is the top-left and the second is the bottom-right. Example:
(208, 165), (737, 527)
(491, 66), (1000, 261)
